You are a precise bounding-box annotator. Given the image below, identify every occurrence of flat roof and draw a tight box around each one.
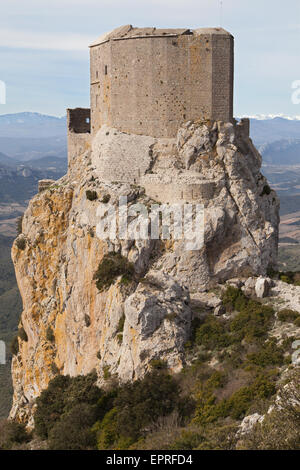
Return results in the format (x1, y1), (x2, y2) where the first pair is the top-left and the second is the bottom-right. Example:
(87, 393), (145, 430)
(89, 25), (232, 47)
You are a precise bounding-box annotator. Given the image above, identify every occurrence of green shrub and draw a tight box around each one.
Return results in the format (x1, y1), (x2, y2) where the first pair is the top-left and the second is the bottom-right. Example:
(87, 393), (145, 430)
(101, 194), (111, 204)
(277, 309), (300, 323)
(34, 372), (101, 440)
(18, 326), (28, 342)
(260, 185), (271, 196)
(171, 430), (204, 450)
(16, 237), (26, 250)
(150, 359), (168, 370)
(93, 252), (135, 292)
(194, 371), (276, 424)
(117, 314), (125, 333)
(116, 333), (123, 345)
(10, 336), (19, 356)
(277, 271), (300, 286)
(103, 366), (111, 380)
(48, 403), (97, 450)
(46, 326), (55, 342)
(221, 286), (247, 312)
(221, 287), (275, 343)
(16, 215), (24, 235)
(115, 371), (179, 441)
(51, 363), (60, 375)
(195, 315), (232, 350)
(245, 341), (285, 368)
(294, 317), (300, 327)
(0, 420), (30, 450)
(229, 299), (274, 343)
(86, 190), (98, 201)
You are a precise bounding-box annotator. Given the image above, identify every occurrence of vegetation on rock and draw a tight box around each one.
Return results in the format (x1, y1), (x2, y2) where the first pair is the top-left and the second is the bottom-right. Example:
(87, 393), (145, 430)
(93, 252), (135, 292)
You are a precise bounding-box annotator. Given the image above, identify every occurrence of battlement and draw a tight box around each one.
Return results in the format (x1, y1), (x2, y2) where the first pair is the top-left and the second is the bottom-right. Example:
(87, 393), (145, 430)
(89, 25), (234, 138)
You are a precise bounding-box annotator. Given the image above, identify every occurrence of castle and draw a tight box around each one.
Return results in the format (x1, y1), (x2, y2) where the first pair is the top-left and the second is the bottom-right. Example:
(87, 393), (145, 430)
(67, 24), (234, 161)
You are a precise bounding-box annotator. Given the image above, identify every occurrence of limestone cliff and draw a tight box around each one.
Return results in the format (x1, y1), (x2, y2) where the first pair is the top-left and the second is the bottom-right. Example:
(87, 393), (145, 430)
(10, 119), (279, 424)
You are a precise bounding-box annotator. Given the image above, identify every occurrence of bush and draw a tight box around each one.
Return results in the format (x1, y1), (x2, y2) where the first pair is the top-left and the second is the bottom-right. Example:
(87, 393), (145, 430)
(150, 359), (168, 370)
(195, 315), (232, 350)
(222, 286), (247, 312)
(34, 372), (101, 440)
(103, 366), (111, 380)
(10, 336), (19, 356)
(110, 371), (179, 444)
(18, 326), (28, 342)
(193, 371), (276, 424)
(84, 314), (91, 327)
(16, 215), (24, 235)
(86, 190), (98, 201)
(294, 316), (300, 327)
(93, 252), (135, 292)
(0, 420), (30, 450)
(277, 271), (300, 286)
(229, 299), (274, 343)
(46, 326), (55, 342)
(245, 340), (285, 368)
(48, 403), (97, 450)
(241, 370), (300, 450)
(277, 309), (300, 323)
(260, 185), (271, 196)
(117, 314), (125, 333)
(101, 194), (111, 204)
(16, 237), (26, 250)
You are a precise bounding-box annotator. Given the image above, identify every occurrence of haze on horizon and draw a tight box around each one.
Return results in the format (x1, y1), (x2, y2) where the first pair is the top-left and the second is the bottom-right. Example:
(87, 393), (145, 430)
(0, 0), (299, 118)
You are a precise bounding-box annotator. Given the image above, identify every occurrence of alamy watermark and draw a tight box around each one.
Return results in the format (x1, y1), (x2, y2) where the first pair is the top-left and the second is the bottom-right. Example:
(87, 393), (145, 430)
(291, 80), (300, 105)
(95, 196), (204, 251)
(0, 341), (5, 365)
(0, 80), (6, 104)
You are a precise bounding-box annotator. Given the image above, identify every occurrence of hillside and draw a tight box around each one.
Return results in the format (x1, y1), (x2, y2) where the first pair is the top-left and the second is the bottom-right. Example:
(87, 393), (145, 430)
(0, 235), (22, 418)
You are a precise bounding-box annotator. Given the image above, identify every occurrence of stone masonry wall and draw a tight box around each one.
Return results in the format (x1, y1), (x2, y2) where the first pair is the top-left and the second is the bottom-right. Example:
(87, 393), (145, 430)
(89, 28), (234, 138)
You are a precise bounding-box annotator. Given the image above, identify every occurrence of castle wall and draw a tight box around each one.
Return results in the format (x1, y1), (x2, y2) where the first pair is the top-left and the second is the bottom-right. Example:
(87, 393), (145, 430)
(67, 108), (91, 168)
(89, 29), (234, 138)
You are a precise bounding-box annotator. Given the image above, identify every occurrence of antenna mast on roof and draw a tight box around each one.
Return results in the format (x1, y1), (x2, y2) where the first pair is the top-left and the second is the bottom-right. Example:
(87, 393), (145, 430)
(219, 0), (223, 27)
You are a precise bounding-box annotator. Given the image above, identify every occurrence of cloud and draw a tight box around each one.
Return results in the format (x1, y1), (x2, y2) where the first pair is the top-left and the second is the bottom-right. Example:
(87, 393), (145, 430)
(0, 29), (94, 51)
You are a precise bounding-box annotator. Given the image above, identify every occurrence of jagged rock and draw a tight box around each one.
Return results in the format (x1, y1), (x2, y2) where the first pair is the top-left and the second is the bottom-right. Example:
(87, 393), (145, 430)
(237, 413), (264, 436)
(38, 179), (55, 192)
(243, 276), (257, 295)
(214, 304), (226, 316)
(255, 277), (271, 298)
(226, 278), (244, 289)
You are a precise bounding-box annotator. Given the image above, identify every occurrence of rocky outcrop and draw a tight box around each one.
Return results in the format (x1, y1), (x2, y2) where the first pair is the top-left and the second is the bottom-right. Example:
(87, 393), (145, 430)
(10, 119), (279, 424)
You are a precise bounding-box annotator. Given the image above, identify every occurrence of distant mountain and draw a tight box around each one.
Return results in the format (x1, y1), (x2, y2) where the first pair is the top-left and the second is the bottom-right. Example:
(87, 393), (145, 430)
(0, 136), (67, 161)
(249, 117), (300, 146)
(0, 112), (66, 138)
(0, 112), (67, 161)
(260, 139), (300, 165)
(0, 152), (17, 167)
(0, 159), (67, 203)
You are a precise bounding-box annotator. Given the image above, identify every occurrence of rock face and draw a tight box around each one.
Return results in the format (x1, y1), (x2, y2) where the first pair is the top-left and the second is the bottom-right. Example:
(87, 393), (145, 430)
(10, 119), (279, 424)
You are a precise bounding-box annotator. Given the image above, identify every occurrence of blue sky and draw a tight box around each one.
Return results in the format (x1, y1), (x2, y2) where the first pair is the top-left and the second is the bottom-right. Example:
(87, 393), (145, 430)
(0, 0), (299, 118)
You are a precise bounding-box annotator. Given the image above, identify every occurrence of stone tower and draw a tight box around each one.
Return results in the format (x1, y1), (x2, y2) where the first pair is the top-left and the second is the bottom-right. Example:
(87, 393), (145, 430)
(66, 24), (234, 157)
(89, 25), (234, 138)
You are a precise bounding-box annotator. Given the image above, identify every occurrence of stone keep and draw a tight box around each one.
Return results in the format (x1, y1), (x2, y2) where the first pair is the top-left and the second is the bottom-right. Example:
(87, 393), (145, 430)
(67, 24), (234, 141)
(89, 25), (234, 138)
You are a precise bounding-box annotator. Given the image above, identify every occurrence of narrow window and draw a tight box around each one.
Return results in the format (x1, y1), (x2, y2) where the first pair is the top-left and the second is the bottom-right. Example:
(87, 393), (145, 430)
(105, 65), (108, 75)
(86, 118), (90, 124)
